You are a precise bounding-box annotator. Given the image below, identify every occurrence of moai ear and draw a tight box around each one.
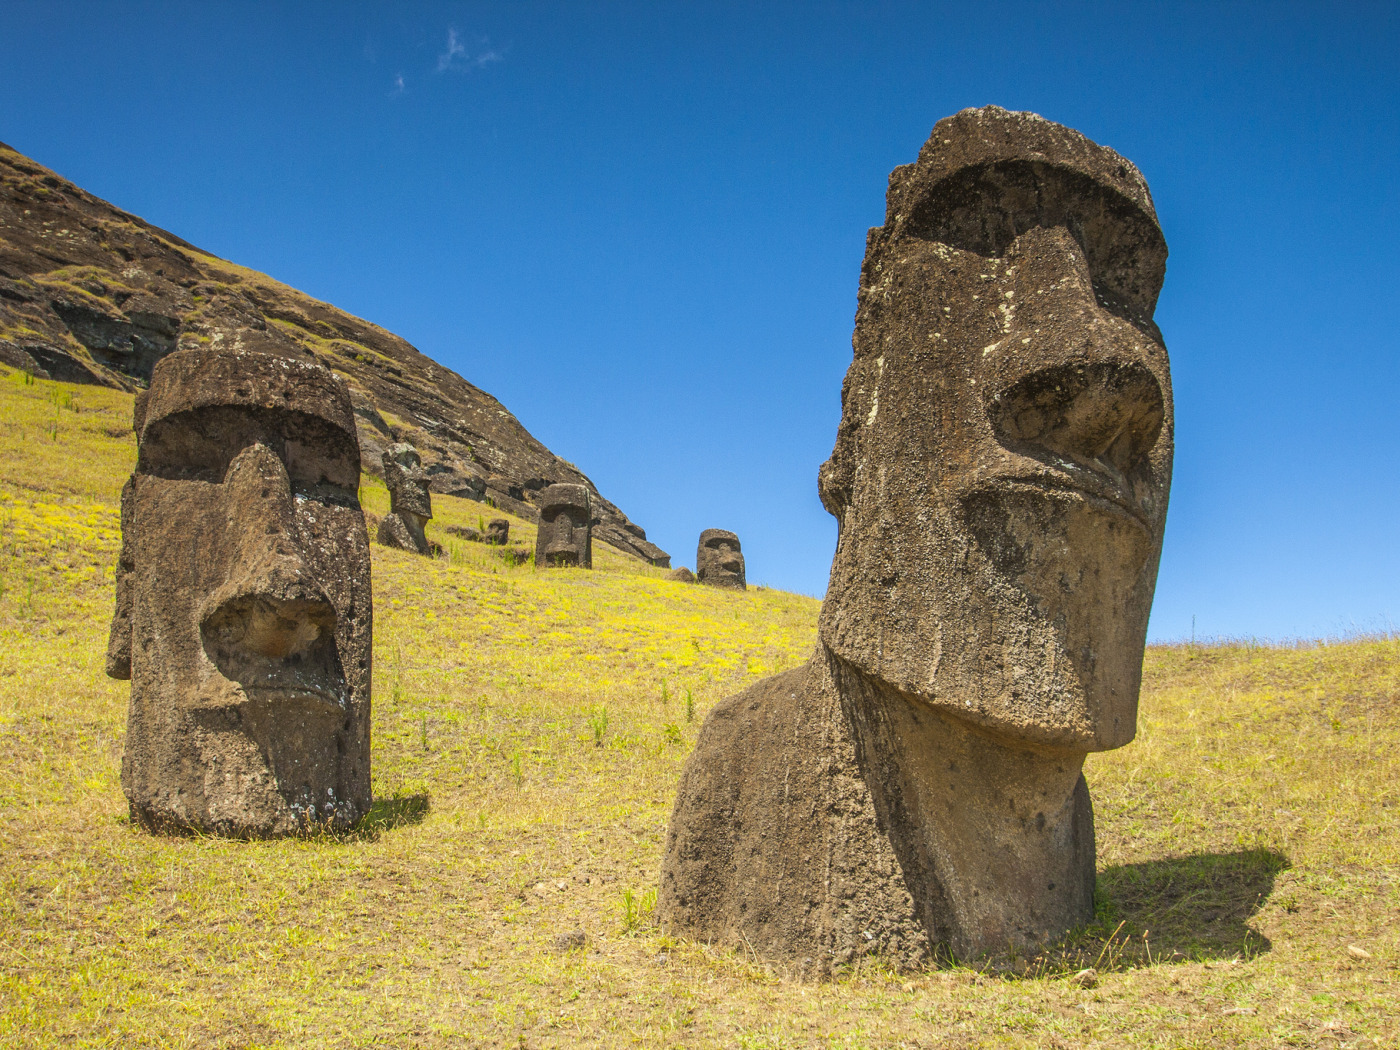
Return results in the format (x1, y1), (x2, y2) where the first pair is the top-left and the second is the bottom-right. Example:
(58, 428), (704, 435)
(105, 476), (136, 680)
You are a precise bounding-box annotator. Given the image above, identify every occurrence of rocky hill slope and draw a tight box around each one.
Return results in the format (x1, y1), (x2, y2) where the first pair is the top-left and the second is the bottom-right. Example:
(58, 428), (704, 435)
(0, 141), (669, 566)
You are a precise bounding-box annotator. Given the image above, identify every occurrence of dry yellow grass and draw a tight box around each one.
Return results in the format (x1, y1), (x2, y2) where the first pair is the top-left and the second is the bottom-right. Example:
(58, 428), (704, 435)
(0, 365), (1396, 1048)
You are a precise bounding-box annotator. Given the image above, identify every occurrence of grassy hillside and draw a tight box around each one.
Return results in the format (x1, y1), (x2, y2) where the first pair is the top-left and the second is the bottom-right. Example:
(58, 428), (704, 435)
(0, 365), (1396, 1048)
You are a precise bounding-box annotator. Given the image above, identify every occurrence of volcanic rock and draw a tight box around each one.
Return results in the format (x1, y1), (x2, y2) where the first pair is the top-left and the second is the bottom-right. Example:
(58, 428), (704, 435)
(659, 106), (1174, 970)
(696, 530), (745, 590)
(107, 343), (373, 837)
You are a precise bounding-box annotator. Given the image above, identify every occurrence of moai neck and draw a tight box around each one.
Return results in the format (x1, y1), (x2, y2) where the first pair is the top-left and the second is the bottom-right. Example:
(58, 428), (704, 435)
(825, 650), (1095, 960)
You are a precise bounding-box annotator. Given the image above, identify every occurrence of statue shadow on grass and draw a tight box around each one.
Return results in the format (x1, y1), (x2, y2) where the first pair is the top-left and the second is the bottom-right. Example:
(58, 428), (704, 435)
(1071, 847), (1289, 969)
(345, 792), (431, 839)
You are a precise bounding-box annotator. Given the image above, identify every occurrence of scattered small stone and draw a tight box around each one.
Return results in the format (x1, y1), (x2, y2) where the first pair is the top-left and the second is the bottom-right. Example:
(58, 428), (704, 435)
(1222, 1006), (1256, 1016)
(443, 524), (482, 542)
(551, 929), (587, 952)
(1069, 968), (1098, 989)
(1347, 944), (1372, 959)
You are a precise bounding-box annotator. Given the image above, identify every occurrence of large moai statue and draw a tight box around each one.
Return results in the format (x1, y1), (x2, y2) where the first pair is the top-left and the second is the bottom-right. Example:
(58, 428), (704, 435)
(659, 107), (1173, 971)
(377, 442), (434, 555)
(695, 529), (746, 590)
(535, 483), (593, 568)
(106, 345), (374, 836)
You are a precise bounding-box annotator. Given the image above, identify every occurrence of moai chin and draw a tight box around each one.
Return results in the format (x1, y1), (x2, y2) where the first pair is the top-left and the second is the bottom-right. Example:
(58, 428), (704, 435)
(659, 107), (1173, 970)
(535, 483), (592, 568)
(106, 345), (374, 837)
(695, 529), (745, 590)
(377, 443), (434, 555)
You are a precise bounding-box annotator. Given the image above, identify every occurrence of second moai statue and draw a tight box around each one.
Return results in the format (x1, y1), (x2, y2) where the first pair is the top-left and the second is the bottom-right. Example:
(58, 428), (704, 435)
(535, 483), (592, 568)
(377, 443), (434, 555)
(486, 518), (510, 546)
(695, 529), (745, 590)
(106, 344), (374, 837)
(660, 107), (1173, 970)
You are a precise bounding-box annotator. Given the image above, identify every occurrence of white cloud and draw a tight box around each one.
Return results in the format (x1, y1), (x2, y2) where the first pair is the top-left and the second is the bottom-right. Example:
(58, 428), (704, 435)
(390, 72), (406, 97)
(436, 27), (466, 72)
(435, 27), (504, 73)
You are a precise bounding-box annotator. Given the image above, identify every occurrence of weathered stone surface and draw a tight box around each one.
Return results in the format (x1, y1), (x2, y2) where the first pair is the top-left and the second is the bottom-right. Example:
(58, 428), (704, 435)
(665, 566), (696, 583)
(535, 483), (592, 569)
(660, 107), (1173, 971)
(486, 518), (510, 546)
(377, 443), (434, 556)
(696, 530), (745, 590)
(443, 523), (483, 543)
(0, 140), (668, 567)
(106, 343), (373, 837)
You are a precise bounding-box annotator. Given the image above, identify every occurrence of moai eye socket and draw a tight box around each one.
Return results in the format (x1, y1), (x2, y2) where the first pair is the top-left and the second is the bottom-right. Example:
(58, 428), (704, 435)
(905, 161), (1167, 325)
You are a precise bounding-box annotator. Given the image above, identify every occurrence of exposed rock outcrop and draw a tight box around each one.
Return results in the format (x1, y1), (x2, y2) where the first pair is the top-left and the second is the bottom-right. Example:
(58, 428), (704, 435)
(0, 141), (668, 566)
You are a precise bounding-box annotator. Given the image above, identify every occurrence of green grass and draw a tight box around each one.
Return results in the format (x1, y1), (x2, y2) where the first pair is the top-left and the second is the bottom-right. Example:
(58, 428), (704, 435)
(0, 365), (1397, 1047)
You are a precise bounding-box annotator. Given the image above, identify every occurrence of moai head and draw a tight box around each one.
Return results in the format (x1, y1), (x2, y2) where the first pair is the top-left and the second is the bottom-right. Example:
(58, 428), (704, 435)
(378, 442), (433, 554)
(696, 529), (746, 590)
(535, 483), (592, 568)
(106, 346), (373, 836)
(486, 518), (510, 546)
(817, 106), (1172, 753)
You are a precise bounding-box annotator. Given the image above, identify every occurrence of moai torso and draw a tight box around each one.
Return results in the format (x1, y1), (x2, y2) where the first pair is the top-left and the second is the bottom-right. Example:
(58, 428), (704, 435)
(106, 346), (373, 837)
(535, 483), (592, 568)
(378, 443), (434, 555)
(661, 106), (1173, 969)
(695, 529), (745, 590)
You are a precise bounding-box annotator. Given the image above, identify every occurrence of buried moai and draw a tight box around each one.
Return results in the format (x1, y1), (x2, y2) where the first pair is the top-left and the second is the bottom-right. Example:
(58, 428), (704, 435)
(535, 483), (593, 568)
(695, 529), (745, 590)
(659, 107), (1173, 970)
(486, 518), (510, 546)
(106, 345), (373, 837)
(377, 443), (435, 555)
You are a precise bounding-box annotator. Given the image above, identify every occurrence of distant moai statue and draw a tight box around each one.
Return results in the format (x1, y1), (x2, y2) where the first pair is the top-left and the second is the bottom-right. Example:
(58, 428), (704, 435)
(534, 483), (593, 568)
(660, 107), (1174, 970)
(377, 442), (434, 555)
(696, 529), (745, 590)
(106, 345), (373, 837)
(486, 518), (510, 546)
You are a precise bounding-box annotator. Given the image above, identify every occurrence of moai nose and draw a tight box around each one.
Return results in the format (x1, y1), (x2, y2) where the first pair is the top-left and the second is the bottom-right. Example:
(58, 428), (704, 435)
(200, 443), (339, 667)
(986, 226), (1165, 478)
(987, 359), (1164, 477)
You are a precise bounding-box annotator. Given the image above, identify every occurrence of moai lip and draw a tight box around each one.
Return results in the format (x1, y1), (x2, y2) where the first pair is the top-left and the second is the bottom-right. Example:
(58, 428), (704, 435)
(377, 442), (435, 556)
(659, 107), (1173, 971)
(107, 344), (373, 837)
(535, 483), (593, 569)
(695, 529), (745, 591)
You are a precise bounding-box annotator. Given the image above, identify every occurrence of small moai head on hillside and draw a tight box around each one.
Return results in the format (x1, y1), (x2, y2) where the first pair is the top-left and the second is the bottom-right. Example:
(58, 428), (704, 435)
(696, 529), (745, 590)
(486, 518), (510, 546)
(377, 442), (433, 555)
(105, 345), (373, 837)
(535, 483), (592, 568)
(817, 105), (1173, 752)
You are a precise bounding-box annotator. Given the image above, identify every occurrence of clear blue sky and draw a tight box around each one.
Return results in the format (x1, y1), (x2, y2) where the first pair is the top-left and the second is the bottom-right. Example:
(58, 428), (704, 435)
(2, 2), (1396, 642)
